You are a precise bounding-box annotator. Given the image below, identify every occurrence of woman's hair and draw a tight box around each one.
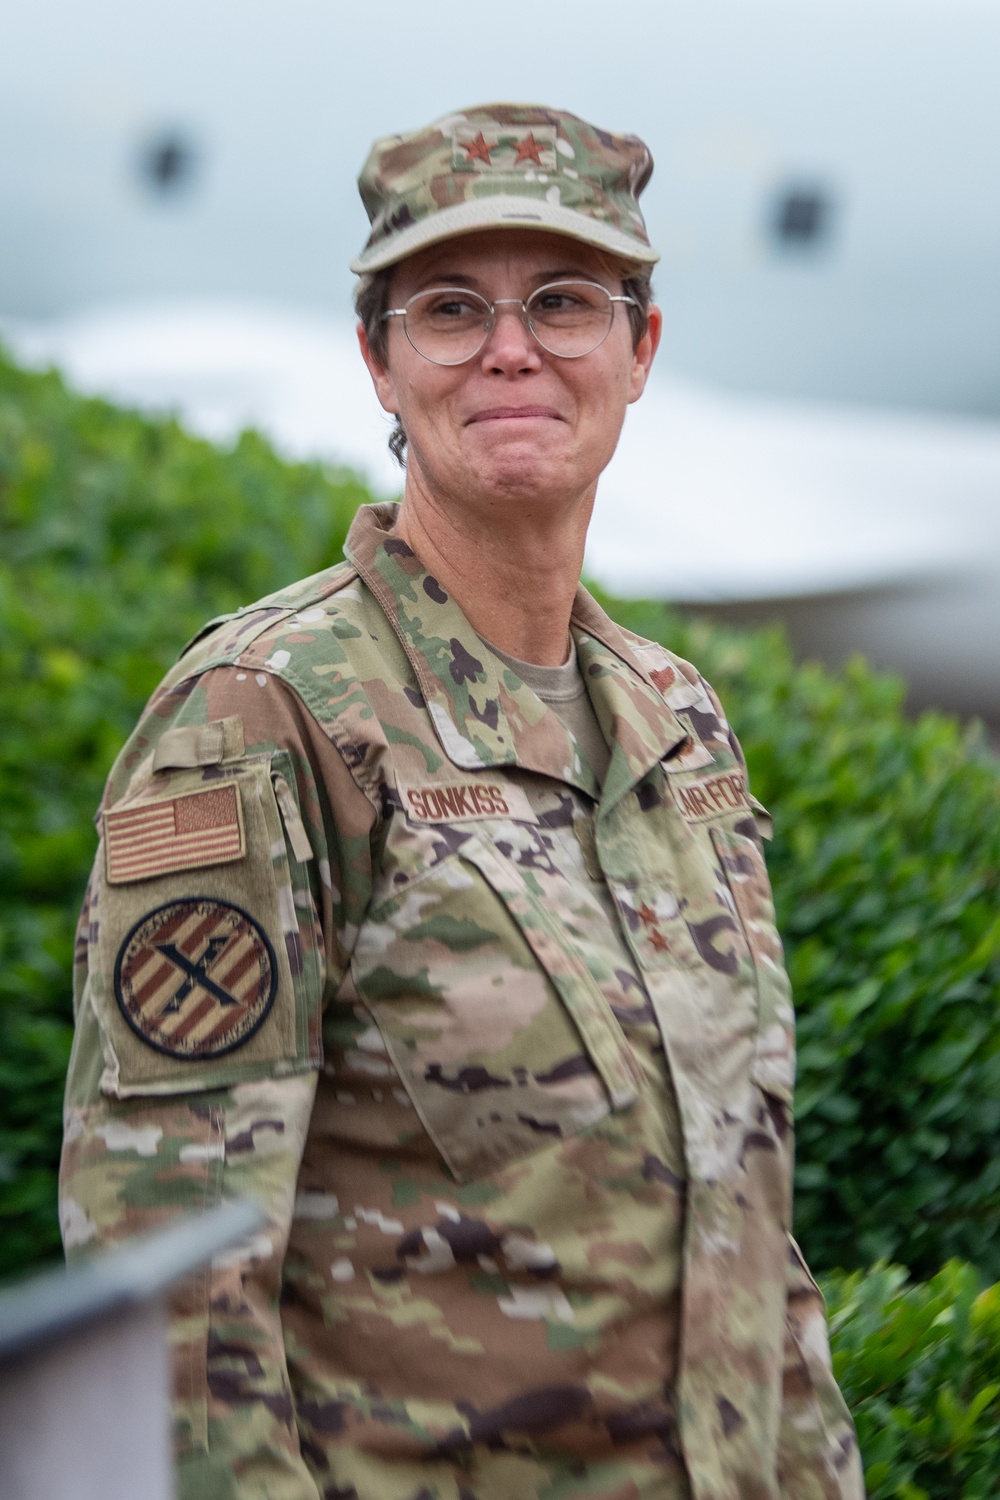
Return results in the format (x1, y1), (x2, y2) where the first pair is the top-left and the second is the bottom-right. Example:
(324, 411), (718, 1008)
(354, 253), (655, 468)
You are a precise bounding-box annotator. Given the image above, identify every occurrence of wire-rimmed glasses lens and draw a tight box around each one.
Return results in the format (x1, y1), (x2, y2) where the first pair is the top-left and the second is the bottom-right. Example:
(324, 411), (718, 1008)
(390, 281), (626, 366)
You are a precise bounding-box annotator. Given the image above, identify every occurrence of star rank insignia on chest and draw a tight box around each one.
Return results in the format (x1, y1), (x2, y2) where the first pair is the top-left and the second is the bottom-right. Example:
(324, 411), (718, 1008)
(637, 901), (671, 954)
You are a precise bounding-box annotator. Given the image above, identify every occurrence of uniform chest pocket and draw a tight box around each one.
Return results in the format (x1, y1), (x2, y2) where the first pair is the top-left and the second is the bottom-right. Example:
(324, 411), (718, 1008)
(89, 752), (322, 1099)
(350, 837), (642, 1181)
(606, 792), (795, 1114)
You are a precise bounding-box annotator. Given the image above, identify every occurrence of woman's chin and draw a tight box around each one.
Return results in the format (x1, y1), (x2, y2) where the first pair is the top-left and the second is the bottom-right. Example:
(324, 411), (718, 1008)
(465, 431), (575, 497)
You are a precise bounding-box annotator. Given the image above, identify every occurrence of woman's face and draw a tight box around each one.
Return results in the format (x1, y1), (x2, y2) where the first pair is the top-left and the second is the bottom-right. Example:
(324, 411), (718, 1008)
(359, 229), (661, 522)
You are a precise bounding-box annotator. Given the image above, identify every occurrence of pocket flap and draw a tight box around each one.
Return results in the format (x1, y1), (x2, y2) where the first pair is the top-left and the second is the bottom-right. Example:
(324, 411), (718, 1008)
(461, 837), (642, 1112)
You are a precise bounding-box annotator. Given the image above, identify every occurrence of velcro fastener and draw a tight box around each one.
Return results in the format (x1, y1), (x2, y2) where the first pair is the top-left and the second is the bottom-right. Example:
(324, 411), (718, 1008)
(152, 716), (245, 771)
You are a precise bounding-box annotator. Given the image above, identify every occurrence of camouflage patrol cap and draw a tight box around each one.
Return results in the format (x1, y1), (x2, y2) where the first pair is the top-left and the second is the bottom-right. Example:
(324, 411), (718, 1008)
(351, 103), (659, 274)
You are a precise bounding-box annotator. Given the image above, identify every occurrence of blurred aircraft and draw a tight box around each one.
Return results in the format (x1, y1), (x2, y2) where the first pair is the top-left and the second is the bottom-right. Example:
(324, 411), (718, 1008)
(2, 0), (1000, 717)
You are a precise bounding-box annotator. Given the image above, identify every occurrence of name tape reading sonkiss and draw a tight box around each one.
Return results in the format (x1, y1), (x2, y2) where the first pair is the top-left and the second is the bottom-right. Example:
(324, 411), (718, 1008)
(402, 782), (537, 825)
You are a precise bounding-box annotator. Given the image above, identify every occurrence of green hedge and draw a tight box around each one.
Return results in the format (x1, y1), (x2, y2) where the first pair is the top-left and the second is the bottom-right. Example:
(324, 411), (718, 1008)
(825, 1260), (1000, 1498)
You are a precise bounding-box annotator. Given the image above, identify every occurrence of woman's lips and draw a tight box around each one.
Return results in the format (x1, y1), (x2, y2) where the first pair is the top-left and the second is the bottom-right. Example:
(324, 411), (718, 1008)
(466, 405), (563, 424)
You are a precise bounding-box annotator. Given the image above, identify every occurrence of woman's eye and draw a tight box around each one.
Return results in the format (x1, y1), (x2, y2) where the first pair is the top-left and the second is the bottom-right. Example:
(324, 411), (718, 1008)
(428, 297), (475, 319)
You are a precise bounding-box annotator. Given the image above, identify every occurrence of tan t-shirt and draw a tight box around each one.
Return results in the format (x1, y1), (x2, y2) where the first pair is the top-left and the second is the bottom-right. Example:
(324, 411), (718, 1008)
(481, 635), (612, 786)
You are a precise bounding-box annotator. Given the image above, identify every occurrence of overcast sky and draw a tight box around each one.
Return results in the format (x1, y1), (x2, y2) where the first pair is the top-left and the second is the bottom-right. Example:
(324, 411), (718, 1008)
(3, 0), (1000, 409)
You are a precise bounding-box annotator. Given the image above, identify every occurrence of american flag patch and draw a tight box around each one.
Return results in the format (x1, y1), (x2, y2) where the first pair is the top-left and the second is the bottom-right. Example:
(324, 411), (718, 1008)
(104, 784), (246, 885)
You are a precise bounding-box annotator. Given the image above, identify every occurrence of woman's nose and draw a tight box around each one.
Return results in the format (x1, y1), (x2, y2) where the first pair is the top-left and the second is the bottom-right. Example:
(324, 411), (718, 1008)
(479, 301), (542, 373)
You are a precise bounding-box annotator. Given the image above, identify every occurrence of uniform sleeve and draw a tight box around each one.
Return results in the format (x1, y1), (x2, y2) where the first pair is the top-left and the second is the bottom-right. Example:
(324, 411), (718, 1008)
(777, 1240), (865, 1499)
(59, 668), (377, 1500)
(695, 675), (864, 1494)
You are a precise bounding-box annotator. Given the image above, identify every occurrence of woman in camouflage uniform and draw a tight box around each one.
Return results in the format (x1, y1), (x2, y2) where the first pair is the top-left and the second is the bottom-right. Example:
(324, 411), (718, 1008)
(60, 104), (863, 1500)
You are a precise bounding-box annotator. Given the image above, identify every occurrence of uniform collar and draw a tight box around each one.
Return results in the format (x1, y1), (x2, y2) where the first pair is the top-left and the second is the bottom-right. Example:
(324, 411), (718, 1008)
(569, 591), (692, 815)
(345, 502), (689, 804)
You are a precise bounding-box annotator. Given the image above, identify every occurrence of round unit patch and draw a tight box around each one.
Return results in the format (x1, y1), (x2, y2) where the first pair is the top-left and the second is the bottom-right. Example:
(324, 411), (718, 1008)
(113, 897), (277, 1060)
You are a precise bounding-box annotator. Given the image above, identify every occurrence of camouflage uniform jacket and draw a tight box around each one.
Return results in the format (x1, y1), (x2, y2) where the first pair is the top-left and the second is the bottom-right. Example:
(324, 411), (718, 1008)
(60, 502), (863, 1500)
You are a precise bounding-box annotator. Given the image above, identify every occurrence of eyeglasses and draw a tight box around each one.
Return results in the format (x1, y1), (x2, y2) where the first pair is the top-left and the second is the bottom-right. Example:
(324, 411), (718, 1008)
(382, 280), (638, 366)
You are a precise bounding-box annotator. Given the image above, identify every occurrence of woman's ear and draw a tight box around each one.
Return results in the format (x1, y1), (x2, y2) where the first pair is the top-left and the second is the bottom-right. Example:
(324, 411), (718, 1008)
(357, 321), (399, 416)
(627, 303), (663, 404)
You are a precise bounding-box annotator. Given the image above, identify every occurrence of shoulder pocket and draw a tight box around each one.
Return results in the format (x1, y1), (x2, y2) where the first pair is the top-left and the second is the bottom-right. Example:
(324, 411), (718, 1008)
(90, 750), (322, 1098)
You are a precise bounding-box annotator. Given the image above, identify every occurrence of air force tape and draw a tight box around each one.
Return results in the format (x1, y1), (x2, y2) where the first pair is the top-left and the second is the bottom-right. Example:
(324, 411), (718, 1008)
(113, 897), (277, 1060)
